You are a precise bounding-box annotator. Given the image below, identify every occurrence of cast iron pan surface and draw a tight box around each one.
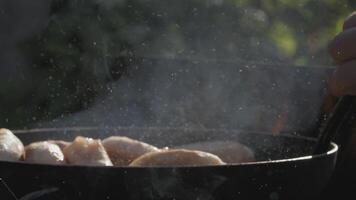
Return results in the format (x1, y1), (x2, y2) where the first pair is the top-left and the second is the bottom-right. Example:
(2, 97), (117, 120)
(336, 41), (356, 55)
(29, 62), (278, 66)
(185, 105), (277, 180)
(0, 127), (337, 200)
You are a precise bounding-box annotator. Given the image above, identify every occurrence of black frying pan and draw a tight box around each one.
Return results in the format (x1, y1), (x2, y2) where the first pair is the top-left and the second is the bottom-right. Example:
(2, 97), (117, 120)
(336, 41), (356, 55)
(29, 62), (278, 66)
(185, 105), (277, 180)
(0, 127), (337, 200)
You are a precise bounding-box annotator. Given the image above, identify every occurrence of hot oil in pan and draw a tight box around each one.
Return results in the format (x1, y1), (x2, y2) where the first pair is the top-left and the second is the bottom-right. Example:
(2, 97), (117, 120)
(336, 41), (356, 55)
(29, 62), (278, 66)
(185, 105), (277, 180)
(15, 127), (315, 164)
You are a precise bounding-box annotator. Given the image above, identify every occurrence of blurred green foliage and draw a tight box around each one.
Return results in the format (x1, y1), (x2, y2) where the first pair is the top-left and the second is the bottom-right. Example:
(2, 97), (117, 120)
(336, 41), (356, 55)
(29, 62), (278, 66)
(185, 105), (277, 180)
(0, 0), (355, 128)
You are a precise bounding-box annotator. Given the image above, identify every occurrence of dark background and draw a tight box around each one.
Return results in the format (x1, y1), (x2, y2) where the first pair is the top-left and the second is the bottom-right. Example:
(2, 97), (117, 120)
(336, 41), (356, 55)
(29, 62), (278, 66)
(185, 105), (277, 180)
(0, 0), (355, 133)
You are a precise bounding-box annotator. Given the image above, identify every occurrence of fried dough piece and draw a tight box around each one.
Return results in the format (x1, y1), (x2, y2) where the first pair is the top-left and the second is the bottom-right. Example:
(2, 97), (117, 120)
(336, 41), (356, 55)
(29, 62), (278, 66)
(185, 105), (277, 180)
(102, 136), (160, 166)
(0, 128), (24, 161)
(129, 149), (225, 167)
(177, 141), (255, 163)
(25, 141), (65, 165)
(47, 140), (71, 151)
(63, 136), (113, 166)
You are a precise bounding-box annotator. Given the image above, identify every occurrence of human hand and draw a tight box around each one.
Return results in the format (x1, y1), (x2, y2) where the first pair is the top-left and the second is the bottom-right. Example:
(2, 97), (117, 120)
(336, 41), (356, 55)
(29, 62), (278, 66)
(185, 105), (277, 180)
(329, 11), (356, 96)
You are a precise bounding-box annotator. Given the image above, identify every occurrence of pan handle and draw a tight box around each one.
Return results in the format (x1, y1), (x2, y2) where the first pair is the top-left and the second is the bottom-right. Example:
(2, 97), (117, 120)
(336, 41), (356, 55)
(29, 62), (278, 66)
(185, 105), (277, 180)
(314, 95), (355, 154)
(332, 96), (356, 165)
